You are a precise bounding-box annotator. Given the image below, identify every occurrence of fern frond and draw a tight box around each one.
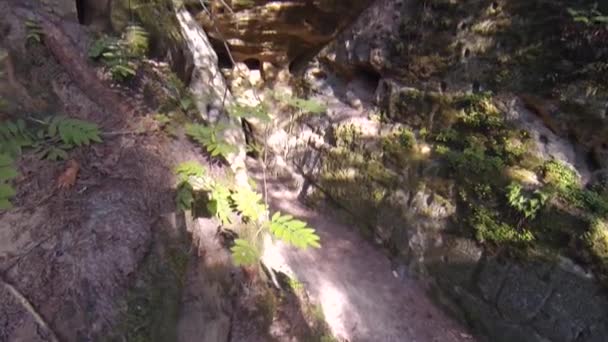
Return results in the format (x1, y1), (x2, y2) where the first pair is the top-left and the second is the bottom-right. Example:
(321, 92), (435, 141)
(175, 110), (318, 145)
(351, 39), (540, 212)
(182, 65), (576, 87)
(49, 117), (102, 147)
(176, 181), (194, 211)
(207, 183), (233, 225)
(175, 161), (206, 181)
(228, 102), (271, 122)
(186, 123), (237, 159)
(41, 146), (69, 161)
(123, 25), (149, 57)
(286, 97), (326, 114)
(269, 212), (321, 249)
(0, 119), (34, 156)
(231, 187), (267, 222)
(0, 153), (16, 209)
(231, 238), (260, 266)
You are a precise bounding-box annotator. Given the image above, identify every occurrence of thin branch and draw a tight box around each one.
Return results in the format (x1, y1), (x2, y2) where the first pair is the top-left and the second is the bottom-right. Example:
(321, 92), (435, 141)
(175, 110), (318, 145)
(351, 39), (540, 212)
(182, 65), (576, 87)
(1, 277), (60, 342)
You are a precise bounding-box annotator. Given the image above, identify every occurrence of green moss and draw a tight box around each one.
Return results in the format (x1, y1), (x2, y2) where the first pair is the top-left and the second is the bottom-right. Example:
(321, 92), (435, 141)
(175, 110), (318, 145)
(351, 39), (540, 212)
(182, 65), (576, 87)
(471, 207), (534, 245)
(541, 160), (580, 191)
(585, 219), (608, 261)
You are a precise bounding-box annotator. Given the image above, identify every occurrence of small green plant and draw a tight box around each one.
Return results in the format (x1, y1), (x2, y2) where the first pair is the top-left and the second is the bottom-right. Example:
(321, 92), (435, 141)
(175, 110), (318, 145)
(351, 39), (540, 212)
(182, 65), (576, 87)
(585, 219), (608, 263)
(471, 207), (534, 244)
(567, 5), (608, 26)
(231, 187), (267, 222)
(228, 102), (271, 122)
(25, 20), (44, 44)
(455, 93), (504, 130)
(268, 212), (321, 249)
(174, 161), (321, 266)
(0, 119), (34, 156)
(0, 153), (17, 209)
(88, 25), (149, 82)
(541, 160), (579, 191)
(506, 183), (549, 220)
(185, 123), (237, 159)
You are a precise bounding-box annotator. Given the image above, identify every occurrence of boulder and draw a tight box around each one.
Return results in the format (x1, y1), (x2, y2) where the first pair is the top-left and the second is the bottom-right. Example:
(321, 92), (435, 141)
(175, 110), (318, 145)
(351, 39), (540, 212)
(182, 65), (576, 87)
(192, 0), (374, 66)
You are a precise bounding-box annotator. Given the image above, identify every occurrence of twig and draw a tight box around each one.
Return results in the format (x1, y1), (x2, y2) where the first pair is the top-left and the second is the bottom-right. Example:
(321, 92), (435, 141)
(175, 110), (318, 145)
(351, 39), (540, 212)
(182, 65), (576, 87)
(1, 277), (60, 342)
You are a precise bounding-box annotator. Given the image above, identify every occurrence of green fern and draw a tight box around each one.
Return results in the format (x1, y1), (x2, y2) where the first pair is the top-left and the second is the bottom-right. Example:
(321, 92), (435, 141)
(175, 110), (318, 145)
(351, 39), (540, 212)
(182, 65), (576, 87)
(207, 183), (233, 224)
(228, 102), (271, 122)
(0, 154), (17, 209)
(268, 212), (321, 249)
(41, 146), (69, 161)
(175, 161), (206, 181)
(123, 25), (149, 57)
(49, 116), (102, 147)
(25, 20), (44, 44)
(176, 181), (194, 211)
(185, 123), (237, 158)
(231, 187), (267, 222)
(274, 92), (326, 114)
(230, 238), (260, 266)
(0, 119), (34, 156)
(88, 25), (147, 82)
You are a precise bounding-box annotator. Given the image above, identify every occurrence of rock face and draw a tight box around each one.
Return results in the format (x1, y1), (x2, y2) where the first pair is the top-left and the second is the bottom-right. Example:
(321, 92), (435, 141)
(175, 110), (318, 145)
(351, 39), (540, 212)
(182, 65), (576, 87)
(191, 0), (374, 66)
(259, 0), (608, 341)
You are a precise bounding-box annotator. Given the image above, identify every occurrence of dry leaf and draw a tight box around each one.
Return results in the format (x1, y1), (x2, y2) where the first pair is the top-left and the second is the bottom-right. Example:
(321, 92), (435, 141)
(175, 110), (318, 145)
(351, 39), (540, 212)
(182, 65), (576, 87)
(57, 159), (80, 189)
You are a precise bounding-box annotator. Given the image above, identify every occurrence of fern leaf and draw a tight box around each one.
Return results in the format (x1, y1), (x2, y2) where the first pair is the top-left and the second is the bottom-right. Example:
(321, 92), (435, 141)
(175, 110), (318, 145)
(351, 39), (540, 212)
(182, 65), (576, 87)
(207, 183), (233, 225)
(0, 183), (16, 209)
(186, 123), (237, 159)
(54, 117), (102, 147)
(176, 181), (194, 211)
(175, 161), (206, 181)
(123, 25), (149, 57)
(228, 102), (271, 122)
(269, 212), (321, 249)
(40, 145), (69, 161)
(0, 154), (17, 181)
(231, 239), (260, 266)
(0, 120), (33, 156)
(231, 188), (267, 222)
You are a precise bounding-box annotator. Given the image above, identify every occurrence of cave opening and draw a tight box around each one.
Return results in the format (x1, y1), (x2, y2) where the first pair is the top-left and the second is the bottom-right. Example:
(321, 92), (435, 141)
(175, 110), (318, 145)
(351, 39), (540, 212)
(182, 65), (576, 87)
(243, 58), (261, 70)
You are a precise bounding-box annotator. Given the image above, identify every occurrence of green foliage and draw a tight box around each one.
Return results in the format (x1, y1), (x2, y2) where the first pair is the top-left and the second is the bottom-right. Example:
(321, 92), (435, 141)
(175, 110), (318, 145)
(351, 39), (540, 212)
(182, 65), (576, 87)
(228, 102), (271, 122)
(567, 5), (608, 26)
(231, 187), (267, 222)
(0, 154), (17, 209)
(1, 117), (101, 161)
(0, 119), (34, 156)
(185, 123), (237, 158)
(541, 160), (579, 191)
(446, 145), (504, 182)
(230, 239), (260, 266)
(455, 92), (504, 130)
(25, 20), (43, 44)
(175, 161), (206, 181)
(175, 181), (194, 211)
(471, 207), (534, 244)
(585, 219), (608, 263)
(273, 92), (327, 114)
(506, 183), (549, 219)
(49, 116), (102, 147)
(123, 25), (150, 58)
(207, 183), (233, 225)
(89, 25), (149, 81)
(268, 212), (321, 249)
(398, 127), (416, 149)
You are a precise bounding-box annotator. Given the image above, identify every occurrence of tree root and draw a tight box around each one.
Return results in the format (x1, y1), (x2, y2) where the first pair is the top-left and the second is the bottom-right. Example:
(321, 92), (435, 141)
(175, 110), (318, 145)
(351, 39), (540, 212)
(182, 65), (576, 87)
(1, 277), (60, 342)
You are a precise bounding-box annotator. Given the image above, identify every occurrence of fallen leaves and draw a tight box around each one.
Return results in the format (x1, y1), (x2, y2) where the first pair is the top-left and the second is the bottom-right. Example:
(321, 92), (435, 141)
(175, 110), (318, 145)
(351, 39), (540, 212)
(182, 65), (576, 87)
(57, 159), (80, 189)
